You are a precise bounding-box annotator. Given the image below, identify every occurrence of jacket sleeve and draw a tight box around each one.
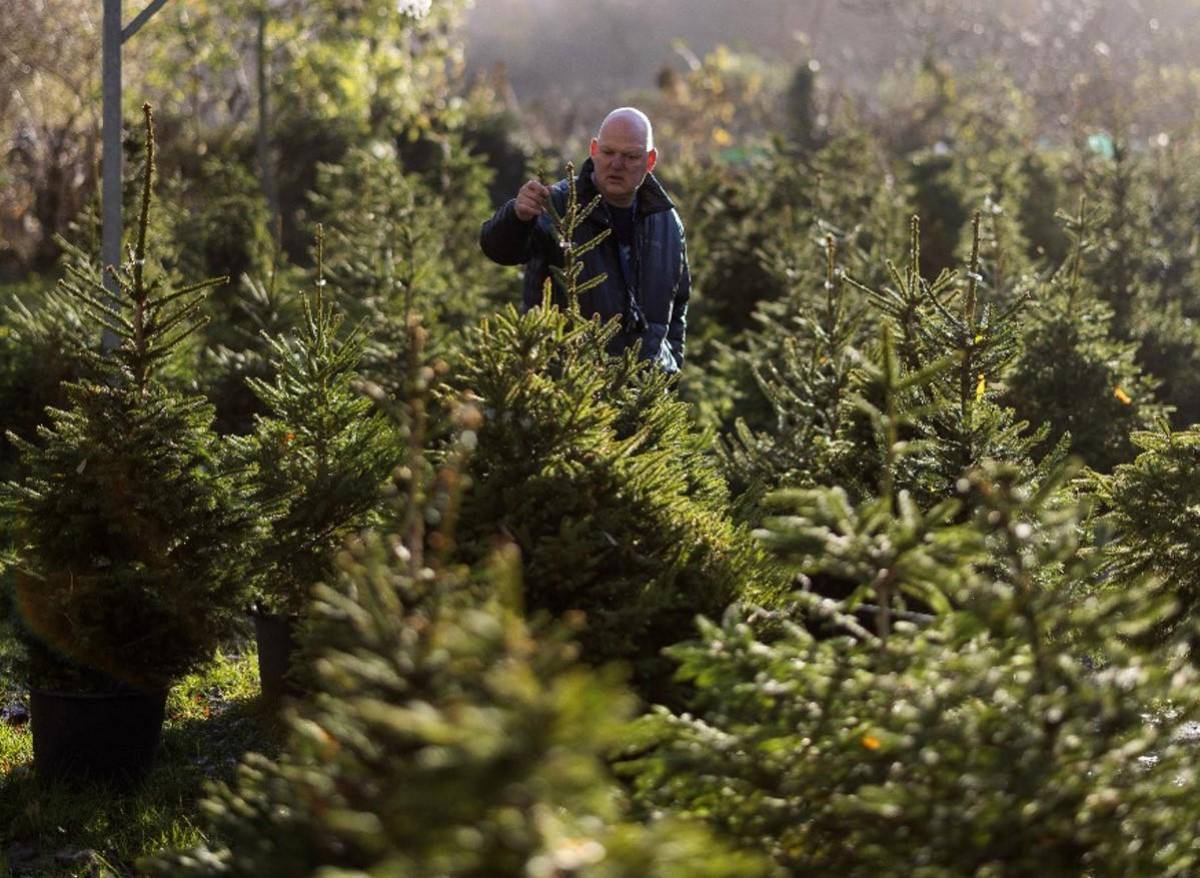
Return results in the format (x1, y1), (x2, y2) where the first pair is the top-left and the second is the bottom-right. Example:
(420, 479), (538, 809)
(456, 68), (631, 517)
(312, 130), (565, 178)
(665, 219), (690, 370)
(479, 198), (538, 266)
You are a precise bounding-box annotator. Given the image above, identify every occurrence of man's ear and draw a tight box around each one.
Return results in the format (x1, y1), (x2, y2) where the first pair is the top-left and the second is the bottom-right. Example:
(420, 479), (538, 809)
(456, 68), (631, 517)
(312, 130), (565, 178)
(589, 138), (598, 158)
(646, 147), (658, 173)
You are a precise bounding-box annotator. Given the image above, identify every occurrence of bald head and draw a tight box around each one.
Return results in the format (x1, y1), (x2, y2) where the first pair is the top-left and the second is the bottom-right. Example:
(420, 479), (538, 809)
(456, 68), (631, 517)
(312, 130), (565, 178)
(590, 107), (658, 207)
(598, 107), (654, 153)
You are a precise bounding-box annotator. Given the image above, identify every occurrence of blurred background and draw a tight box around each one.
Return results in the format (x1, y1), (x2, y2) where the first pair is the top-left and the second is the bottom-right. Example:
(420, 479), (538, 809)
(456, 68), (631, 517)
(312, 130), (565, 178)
(5, 0), (1200, 278)
(465, 0), (1200, 148)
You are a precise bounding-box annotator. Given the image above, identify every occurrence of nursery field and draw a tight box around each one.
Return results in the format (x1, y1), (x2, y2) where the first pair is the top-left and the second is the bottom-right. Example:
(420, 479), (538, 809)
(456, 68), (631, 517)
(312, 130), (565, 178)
(5, 1), (1200, 876)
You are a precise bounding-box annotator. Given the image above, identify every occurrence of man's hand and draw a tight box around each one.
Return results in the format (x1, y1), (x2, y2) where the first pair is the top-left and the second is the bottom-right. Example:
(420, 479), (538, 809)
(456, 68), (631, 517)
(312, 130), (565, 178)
(513, 179), (551, 222)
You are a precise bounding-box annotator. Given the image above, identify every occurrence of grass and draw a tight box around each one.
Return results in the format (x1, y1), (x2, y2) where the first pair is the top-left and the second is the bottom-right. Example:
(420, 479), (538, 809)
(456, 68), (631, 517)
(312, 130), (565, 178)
(0, 644), (279, 878)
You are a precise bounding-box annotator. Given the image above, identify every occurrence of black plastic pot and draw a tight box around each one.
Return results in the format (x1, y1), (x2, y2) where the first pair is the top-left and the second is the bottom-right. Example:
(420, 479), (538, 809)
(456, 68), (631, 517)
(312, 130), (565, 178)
(30, 687), (168, 788)
(253, 611), (303, 701)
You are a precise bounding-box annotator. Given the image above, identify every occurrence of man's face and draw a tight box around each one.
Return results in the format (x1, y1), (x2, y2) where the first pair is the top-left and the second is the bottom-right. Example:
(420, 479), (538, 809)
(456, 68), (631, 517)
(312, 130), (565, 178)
(590, 117), (657, 206)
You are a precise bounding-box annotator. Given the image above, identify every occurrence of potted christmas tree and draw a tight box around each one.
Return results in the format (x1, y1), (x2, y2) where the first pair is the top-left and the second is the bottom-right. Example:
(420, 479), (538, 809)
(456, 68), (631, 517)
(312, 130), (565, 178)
(2, 106), (265, 786)
(232, 230), (401, 700)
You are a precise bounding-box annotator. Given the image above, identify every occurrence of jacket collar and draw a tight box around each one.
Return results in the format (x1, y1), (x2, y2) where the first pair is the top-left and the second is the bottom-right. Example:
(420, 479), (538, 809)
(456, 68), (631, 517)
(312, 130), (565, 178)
(576, 156), (674, 217)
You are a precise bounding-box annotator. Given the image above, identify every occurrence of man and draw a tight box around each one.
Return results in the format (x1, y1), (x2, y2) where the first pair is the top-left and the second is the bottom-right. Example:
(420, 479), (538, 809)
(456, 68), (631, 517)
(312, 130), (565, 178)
(479, 107), (690, 372)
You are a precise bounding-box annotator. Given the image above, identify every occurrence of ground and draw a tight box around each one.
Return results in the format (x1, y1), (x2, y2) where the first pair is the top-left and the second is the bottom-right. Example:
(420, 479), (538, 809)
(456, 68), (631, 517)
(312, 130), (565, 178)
(0, 645), (276, 878)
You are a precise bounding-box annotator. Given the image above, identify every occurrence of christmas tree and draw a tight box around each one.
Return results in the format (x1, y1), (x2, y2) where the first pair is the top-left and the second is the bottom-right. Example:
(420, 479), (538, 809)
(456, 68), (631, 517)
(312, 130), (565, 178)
(1005, 198), (1160, 472)
(2, 105), (266, 692)
(231, 227), (401, 616)
(453, 297), (779, 695)
(1089, 421), (1200, 644)
(309, 142), (506, 394)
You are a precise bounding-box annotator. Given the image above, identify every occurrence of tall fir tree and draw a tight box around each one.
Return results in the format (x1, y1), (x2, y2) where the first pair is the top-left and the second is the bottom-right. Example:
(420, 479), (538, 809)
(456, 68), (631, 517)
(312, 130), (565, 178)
(2, 105), (266, 692)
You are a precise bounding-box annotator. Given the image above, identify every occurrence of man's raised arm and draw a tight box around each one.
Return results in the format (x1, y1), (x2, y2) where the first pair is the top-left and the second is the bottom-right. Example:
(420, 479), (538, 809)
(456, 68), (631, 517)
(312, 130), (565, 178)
(479, 179), (551, 266)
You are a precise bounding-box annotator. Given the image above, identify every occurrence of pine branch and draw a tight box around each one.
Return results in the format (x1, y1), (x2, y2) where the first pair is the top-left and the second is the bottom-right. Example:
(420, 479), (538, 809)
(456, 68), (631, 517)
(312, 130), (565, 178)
(543, 161), (611, 311)
(147, 276), (228, 313)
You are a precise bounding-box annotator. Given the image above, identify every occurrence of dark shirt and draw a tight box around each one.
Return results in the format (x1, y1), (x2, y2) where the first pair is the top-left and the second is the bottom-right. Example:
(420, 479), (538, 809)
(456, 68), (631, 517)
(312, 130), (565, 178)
(608, 200), (638, 309)
(608, 201), (636, 248)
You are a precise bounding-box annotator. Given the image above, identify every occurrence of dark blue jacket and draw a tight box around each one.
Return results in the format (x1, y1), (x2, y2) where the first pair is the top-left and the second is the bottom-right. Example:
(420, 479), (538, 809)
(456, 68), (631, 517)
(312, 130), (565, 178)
(479, 158), (690, 372)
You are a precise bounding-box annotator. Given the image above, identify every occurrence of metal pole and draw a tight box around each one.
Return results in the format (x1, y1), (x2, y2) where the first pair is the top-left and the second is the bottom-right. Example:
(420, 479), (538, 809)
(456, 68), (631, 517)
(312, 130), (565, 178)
(102, 0), (123, 351)
(256, 7), (279, 236)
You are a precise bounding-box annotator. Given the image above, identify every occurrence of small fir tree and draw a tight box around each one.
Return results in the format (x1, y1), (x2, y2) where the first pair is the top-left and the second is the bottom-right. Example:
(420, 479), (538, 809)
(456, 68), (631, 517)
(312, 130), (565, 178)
(754, 328), (976, 632)
(727, 213), (1055, 519)
(720, 235), (865, 519)
(162, 155), (275, 344)
(198, 262), (304, 436)
(1074, 138), (1200, 426)
(543, 160), (612, 305)
(836, 214), (1053, 507)
(154, 543), (771, 878)
(1137, 136), (1200, 424)
(309, 143), (507, 393)
(1077, 139), (1154, 339)
(675, 132), (906, 431)
(1005, 198), (1160, 471)
(1, 105), (265, 692)
(232, 227), (401, 616)
(0, 265), (96, 481)
(1088, 421), (1200, 644)
(453, 298), (779, 694)
(907, 148), (972, 278)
